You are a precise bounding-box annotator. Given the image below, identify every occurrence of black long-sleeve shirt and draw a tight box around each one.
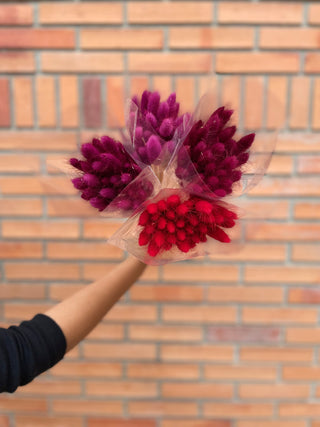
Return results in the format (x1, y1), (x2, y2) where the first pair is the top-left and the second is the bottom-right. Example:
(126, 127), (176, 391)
(0, 314), (66, 393)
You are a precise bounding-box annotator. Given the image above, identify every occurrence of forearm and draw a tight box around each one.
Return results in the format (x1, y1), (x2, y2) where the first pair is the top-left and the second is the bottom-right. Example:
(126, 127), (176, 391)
(45, 256), (146, 352)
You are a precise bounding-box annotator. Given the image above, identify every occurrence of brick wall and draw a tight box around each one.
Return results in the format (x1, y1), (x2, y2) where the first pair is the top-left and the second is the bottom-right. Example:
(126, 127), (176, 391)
(0, 1), (320, 426)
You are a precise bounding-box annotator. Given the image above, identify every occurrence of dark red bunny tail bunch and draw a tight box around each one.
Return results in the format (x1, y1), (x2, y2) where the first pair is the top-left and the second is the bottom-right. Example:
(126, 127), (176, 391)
(138, 193), (238, 257)
(69, 136), (143, 212)
(176, 106), (255, 197)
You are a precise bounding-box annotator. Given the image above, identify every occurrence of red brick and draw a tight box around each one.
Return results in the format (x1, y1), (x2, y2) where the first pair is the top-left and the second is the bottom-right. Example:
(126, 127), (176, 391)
(47, 198), (97, 218)
(0, 242), (42, 259)
(161, 345), (234, 362)
(129, 53), (212, 74)
(163, 264), (238, 282)
(204, 403), (273, 418)
(309, 4), (320, 25)
(39, 2), (122, 24)
(0, 176), (75, 195)
(0, 284), (45, 300)
(294, 203), (320, 219)
(82, 29), (163, 50)
(290, 77), (310, 129)
(128, 400), (198, 417)
(89, 420), (155, 427)
(127, 363), (199, 380)
(129, 325), (202, 342)
(13, 77), (34, 127)
(216, 53), (299, 74)
(129, 76), (149, 97)
(51, 362), (122, 378)
(0, 198), (42, 217)
(41, 53), (123, 73)
(47, 242), (122, 260)
(0, 52), (34, 73)
(0, 131), (77, 151)
(0, 154), (40, 173)
(249, 177), (320, 196)
(204, 365), (277, 381)
(306, 54), (320, 73)
(0, 29), (74, 49)
(106, 76), (125, 128)
(312, 78), (320, 129)
(221, 76), (241, 114)
(52, 399), (122, 416)
(218, 2), (302, 24)
(84, 343), (156, 360)
(162, 421), (230, 427)
(241, 347), (313, 363)
(288, 287), (320, 304)
(0, 397), (47, 413)
(0, 416), (9, 427)
(240, 201), (289, 220)
(297, 155), (320, 173)
(162, 305), (236, 324)
(292, 244), (320, 262)
(0, 5), (33, 25)
(59, 76), (79, 128)
(245, 266), (320, 284)
(128, 2), (212, 24)
(283, 366), (320, 380)
(175, 77), (195, 114)
(208, 286), (283, 303)
(17, 379), (81, 396)
(238, 422), (305, 427)
(246, 223), (320, 241)
(279, 404), (320, 417)
(286, 327), (320, 344)
(83, 78), (102, 128)
(0, 79), (10, 127)
(169, 27), (253, 49)
(130, 284), (203, 302)
(4, 262), (80, 281)
(161, 382), (233, 399)
(36, 76), (56, 128)
(239, 383), (309, 399)
(2, 220), (79, 239)
(207, 326), (280, 343)
(16, 417), (82, 427)
(86, 381), (157, 398)
(83, 220), (121, 238)
(276, 133), (320, 152)
(242, 307), (318, 325)
(244, 77), (264, 130)
(261, 28), (320, 49)
(266, 76), (287, 130)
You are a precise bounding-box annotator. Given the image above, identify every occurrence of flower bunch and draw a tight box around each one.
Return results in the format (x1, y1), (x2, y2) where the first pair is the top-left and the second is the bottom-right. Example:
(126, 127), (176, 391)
(130, 90), (186, 165)
(138, 193), (237, 257)
(176, 106), (255, 197)
(69, 135), (143, 212)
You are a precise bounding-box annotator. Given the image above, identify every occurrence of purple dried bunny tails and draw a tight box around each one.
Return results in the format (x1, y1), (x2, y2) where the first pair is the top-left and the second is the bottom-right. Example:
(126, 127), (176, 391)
(69, 137), (142, 212)
(131, 90), (185, 165)
(177, 106), (255, 197)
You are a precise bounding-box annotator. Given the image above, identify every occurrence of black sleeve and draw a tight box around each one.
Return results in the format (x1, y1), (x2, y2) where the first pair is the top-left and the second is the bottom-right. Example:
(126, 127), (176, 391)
(0, 313), (66, 393)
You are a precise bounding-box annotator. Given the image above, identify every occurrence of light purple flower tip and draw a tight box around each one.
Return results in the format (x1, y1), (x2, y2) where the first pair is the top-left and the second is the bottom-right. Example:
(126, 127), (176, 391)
(146, 135), (162, 164)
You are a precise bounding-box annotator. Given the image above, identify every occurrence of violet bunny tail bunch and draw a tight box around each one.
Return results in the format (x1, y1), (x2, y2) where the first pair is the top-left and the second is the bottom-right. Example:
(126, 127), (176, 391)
(131, 90), (187, 165)
(176, 106), (255, 198)
(69, 136), (143, 212)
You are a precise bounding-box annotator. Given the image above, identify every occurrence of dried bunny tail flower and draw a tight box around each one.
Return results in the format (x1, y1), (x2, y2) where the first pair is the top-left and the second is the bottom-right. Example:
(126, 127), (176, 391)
(177, 106), (256, 197)
(69, 136), (142, 212)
